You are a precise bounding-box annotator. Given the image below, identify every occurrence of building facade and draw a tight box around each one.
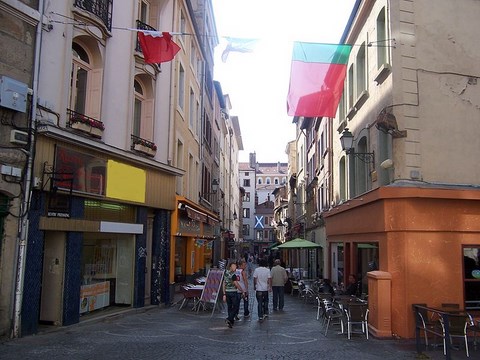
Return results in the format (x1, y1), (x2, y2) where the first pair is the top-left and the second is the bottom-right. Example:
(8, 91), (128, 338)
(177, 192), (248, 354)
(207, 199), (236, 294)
(239, 159), (287, 256)
(322, 0), (480, 339)
(0, 0), (244, 338)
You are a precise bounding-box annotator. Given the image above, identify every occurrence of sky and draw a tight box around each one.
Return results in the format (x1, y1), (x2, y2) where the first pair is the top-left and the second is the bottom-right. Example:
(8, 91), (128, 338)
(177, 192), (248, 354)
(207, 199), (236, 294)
(212, 0), (357, 163)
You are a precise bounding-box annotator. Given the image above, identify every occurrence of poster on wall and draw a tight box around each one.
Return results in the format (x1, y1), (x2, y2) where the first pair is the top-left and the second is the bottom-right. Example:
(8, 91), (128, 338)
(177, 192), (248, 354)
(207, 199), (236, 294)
(198, 268), (223, 316)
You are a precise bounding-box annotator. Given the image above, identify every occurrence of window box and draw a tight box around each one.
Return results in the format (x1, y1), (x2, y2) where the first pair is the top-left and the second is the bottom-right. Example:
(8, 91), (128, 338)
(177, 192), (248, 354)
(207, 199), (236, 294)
(71, 121), (92, 133)
(70, 113), (104, 139)
(133, 143), (156, 157)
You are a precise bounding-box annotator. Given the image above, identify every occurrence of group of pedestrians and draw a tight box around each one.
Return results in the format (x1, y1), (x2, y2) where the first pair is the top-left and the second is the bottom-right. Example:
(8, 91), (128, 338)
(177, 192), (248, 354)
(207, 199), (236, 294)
(223, 257), (288, 328)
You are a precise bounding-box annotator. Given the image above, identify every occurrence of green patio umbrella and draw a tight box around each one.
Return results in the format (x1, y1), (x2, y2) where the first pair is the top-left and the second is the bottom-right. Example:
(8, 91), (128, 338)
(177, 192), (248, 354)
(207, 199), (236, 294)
(276, 238), (321, 279)
(276, 238), (322, 249)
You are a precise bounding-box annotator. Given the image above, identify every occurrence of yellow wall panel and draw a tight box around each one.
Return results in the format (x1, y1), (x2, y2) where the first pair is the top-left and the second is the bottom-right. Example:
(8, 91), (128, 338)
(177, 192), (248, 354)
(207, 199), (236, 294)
(106, 160), (146, 203)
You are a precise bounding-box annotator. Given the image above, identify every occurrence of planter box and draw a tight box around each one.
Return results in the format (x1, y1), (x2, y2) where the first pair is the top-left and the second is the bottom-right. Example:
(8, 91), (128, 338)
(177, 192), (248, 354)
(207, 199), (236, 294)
(134, 143), (156, 156)
(71, 121), (103, 138)
(71, 121), (91, 133)
(90, 126), (103, 138)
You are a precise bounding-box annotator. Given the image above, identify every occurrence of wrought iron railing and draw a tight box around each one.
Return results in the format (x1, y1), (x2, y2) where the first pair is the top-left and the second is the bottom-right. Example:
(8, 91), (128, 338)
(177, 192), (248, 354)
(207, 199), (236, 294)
(67, 109), (104, 129)
(74, 0), (113, 31)
(131, 134), (157, 156)
(135, 20), (157, 52)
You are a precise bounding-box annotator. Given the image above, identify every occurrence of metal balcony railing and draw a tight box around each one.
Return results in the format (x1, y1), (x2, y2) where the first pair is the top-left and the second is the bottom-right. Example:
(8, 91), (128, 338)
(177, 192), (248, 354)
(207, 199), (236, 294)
(74, 0), (113, 31)
(136, 20), (157, 52)
(131, 134), (157, 156)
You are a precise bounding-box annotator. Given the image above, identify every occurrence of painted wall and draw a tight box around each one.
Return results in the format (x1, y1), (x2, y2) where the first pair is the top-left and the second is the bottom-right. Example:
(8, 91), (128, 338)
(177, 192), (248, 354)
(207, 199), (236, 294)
(325, 185), (480, 338)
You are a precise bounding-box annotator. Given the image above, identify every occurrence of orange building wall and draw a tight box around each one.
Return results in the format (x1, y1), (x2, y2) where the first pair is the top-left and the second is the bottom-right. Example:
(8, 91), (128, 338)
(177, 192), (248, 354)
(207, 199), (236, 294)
(325, 186), (480, 338)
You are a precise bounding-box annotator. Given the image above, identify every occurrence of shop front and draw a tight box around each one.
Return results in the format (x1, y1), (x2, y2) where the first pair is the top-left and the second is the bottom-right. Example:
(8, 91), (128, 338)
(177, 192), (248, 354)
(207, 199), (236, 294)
(170, 197), (219, 286)
(21, 138), (178, 336)
(324, 185), (480, 339)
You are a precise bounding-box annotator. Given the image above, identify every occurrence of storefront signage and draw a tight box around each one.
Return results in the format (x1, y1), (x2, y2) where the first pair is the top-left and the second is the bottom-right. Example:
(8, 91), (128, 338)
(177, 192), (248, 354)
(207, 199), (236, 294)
(199, 269), (224, 304)
(178, 217), (201, 234)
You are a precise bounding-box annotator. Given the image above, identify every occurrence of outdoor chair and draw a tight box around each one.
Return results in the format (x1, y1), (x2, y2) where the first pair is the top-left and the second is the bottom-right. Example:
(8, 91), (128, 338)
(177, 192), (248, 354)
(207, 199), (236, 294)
(439, 313), (470, 357)
(467, 313), (480, 350)
(290, 280), (299, 296)
(323, 301), (345, 336)
(315, 294), (334, 321)
(344, 303), (369, 339)
(412, 303), (440, 349)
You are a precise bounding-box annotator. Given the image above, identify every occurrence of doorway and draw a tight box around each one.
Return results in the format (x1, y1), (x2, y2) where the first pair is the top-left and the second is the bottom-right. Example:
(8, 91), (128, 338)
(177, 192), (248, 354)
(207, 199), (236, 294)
(40, 232), (66, 325)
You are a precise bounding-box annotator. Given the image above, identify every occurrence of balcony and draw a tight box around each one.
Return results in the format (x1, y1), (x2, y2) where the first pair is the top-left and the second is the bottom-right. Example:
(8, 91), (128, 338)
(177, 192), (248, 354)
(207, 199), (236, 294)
(67, 109), (104, 138)
(131, 135), (157, 157)
(136, 20), (156, 53)
(74, 0), (113, 31)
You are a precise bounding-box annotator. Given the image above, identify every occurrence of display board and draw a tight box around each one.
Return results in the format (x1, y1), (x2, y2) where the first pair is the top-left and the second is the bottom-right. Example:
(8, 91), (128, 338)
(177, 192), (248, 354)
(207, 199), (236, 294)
(198, 268), (224, 316)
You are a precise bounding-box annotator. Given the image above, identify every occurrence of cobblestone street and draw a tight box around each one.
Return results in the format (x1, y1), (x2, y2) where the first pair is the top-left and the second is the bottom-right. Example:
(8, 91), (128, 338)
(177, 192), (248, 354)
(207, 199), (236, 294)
(2, 288), (474, 360)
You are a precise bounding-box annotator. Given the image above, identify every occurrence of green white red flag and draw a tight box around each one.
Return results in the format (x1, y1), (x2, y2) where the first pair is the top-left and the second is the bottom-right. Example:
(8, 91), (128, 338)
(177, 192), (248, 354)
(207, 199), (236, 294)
(287, 42), (352, 118)
(137, 31), (181, 64)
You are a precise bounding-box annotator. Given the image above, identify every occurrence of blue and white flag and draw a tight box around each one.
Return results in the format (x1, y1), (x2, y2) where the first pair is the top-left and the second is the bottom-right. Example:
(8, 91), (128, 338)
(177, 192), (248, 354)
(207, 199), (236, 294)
(221, 37), (259, 62)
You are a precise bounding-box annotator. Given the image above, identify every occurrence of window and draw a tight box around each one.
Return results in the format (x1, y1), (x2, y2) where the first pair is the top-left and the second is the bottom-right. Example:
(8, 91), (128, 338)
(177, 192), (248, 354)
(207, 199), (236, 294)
(243, 192), (251, 202)
(242, 224), (250, 236)
(338, 92), (346, 122)
(133, 80), (143, 137)
(179, 10), (186, 44)
(356, 136), (369, 195)
(71, 43), (90, 114)
(178, 64), (185, 110)
(190, 42), (197, 74)
(132, 76), (154, 141)
(266, 178), (271, 185)
(243, 208), (250, 218)
(347, 64), (354, 110)
(243, 179), (250, 187)
(463, 247), (480, 310)
(138, 0), (149, 23)
(196, 100), (201, 138)
(339, 156), (346, 201)
(356, 44), (366, 97)
(376, 7), (387, 68)
(274, 178), (279, 185)
(245, 172), (249, 176)
(189, 88), (195, 129)
(258, 178), (262, 185)
(70, 42), (103, 120)
(203, 114), (212, 148)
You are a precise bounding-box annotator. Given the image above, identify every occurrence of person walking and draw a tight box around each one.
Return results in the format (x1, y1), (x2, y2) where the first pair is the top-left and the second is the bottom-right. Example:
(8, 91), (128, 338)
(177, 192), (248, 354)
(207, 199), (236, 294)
(253, 258), (271, 321)
(223, 260), (242, 328)
(270, 259), (288, 311)
(235, 259), (250, 320)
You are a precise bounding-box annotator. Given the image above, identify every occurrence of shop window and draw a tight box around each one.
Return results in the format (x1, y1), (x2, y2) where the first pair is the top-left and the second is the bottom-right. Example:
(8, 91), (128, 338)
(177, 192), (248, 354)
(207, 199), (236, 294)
(54, 146), (106, 196)
(356, 243), (379, 296)
(80, 234), (134, 314)
(464, 247), (480, 310)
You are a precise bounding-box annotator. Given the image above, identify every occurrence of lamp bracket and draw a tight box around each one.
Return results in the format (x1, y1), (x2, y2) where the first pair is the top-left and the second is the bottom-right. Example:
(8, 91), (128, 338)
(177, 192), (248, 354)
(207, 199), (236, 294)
(348, 150), (375, 166)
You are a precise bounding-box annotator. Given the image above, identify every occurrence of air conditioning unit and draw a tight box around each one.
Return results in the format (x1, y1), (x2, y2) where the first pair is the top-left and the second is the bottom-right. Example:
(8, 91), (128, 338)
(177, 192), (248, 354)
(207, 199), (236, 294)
(10, 130), (29, 145)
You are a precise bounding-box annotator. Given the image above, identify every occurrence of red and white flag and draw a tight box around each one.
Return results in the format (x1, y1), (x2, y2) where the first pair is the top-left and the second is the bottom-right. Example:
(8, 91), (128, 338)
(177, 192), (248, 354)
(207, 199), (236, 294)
(137, 31), (181, 64)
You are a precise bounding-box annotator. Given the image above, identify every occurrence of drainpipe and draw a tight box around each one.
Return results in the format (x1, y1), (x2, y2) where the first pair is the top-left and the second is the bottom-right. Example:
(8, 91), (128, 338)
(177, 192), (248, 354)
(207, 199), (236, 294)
(12, 0), (45, 338)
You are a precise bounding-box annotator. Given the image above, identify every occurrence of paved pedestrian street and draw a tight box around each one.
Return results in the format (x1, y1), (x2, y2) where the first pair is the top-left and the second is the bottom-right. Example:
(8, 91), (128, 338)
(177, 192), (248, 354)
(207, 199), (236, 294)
(3, 289), (475, 360)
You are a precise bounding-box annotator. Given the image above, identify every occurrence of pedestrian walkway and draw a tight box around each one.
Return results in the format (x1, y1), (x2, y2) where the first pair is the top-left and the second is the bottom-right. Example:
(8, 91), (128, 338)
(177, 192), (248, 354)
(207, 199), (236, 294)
(1, 277), (476, 359)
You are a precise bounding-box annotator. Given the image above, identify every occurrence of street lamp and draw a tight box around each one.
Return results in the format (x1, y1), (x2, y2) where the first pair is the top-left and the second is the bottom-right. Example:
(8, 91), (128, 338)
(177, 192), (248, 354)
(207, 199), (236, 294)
(211, 178), (219, 193)
(340, 128), (375, 166)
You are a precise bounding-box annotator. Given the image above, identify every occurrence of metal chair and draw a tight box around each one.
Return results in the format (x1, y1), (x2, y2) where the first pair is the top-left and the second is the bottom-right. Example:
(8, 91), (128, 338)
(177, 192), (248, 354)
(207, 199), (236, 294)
(440, 313), (470, 357)
(412, 303), (440, 349)
(344, 303), (369, 339)
(323, 301), (345, 336)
